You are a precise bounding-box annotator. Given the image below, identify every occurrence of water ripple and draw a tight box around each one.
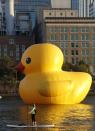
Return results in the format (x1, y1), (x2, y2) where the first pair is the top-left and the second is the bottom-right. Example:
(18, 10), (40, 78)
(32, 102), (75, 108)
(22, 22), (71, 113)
(0, 96), (95, 131)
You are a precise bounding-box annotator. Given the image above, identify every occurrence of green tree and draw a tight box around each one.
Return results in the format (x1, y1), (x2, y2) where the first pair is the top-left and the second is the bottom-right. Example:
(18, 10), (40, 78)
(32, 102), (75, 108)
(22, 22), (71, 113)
(0, 56), (17, 94)
(62, 62), (73, 71)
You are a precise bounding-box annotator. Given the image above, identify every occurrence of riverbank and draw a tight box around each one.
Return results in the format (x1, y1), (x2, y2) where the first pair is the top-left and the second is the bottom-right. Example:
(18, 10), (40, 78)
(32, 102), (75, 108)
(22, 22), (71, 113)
(0, 92), (19, 97)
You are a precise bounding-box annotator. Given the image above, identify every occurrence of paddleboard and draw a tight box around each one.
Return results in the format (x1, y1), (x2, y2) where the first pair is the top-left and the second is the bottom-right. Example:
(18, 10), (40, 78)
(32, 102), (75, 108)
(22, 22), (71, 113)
(6, 124), (55, 128)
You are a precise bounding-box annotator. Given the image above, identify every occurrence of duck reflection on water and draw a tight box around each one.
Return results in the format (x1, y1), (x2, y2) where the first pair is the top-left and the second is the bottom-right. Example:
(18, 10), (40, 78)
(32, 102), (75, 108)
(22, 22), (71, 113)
(19, 103), (93, 130)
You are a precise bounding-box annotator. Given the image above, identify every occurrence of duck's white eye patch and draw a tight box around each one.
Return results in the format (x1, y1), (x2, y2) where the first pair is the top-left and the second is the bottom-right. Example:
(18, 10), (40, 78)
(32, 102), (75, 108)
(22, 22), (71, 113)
(26, 57), (31, 64)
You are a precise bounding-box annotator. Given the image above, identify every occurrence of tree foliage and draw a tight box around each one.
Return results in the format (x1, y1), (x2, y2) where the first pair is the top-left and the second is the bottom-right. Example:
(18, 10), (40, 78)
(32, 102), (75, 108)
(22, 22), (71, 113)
(0, 56), (17, 90)
(62, 60), (91, 74)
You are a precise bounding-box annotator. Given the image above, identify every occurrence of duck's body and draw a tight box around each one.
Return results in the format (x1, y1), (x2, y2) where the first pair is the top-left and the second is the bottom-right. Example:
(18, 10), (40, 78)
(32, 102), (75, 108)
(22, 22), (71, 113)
(18, 43), (92, 104)
(19, 71), (92, 104)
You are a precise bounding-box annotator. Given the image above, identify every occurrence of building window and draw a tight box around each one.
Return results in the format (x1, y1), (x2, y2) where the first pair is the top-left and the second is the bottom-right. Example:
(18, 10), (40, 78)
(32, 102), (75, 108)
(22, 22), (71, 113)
(54, 27), (59, 32)
(75, 34), (79, 40)
(82, 50), (85, 55)
(22, 45), (25, 53)
(60, 42), (64, 49)
(71, 12), (73, 16)
(61, 27), (68, 32)
(48, 27), (54, 32)
(71, 42), (78, 47)
(50, 34), (54, 41)
(82, 42), (85, 47)
(49, 12), (51, 15)
(10, 51), (14, 57)
(82, 50), (89, 56)
(76, 50), (78, 55)
(64, 50), (68, 55)
(71, 50), (74, 55)
(71, 27), (78, 32)
(76, 57), (78, 64)
(55, 34), (58, 41)
(92, 42), (95, 47)
(16, 52), (19, 61)
(61, 34), (68, 41)
(86, 34), (89, 40)
(85, 27), (89, 32)
(4, 45), (7, 56)
(81, 34), (89, 41)
(82, 42), (89, 47)
(81, 27), (85, 32)
(16, 45), (19, 60)
(86, 50), (89, 55)
(0, 45), (1, 57)
(64, 34), (68, 41)
(70, 34), (78, 41)
(82, 34), (85, 40)
(92, 27), (95, 32)
(76, 42), (78, 47)
(16, 45), (19, 51)
(9, 39), (14, 44)
(86, 42), (89, 47)
(72, 57), (78, 64)
(61, 34), (64, 40)
(72, 57), (75, 64)
(92, 57), (95, 64)
(92, 34), (95, 40)
(81, 27), (89, 32)
(60, 13), (63, 16)
(71, 34), (74, 40)
(82, 57), (89, 64)
(64, 42), (68, 48)
(92, 49), (95, 55)
(71, 43), (74, 47)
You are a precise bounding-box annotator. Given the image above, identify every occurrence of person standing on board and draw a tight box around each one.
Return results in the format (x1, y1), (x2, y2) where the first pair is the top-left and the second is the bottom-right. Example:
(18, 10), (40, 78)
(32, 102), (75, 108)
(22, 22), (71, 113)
(28, 104), (36, 125)
(0, 96), (2, 99)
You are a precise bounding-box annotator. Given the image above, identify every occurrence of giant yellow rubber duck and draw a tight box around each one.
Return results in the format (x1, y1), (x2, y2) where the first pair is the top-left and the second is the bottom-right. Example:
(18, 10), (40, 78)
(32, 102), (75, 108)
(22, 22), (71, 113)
(17, 43), (92, 104)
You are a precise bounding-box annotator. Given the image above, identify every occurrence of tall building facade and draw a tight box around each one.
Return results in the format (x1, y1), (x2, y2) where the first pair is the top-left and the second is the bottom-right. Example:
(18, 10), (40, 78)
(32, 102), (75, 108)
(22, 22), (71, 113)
(79, 0), (91, 17)
(71, 0), (79, 10)
(0, 0), (52, 61)
(42, 9), (95, 72)
(14, 0), (51, 24)
(0, 0), (2, 13)
(5, 0), (14, 35)
(0, 0), (2, 35)
(0, 0), (51, 36)
(89, 0), (95, 16)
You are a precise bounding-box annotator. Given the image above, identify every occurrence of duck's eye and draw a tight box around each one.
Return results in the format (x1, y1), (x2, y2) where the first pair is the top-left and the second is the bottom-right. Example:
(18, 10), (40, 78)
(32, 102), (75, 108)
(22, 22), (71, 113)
(26, 57), (31, 64)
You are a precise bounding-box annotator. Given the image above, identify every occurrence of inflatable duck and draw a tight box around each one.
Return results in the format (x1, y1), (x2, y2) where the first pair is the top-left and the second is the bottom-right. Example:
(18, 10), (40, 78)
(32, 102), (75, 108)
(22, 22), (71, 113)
(17, 43), (92, 104)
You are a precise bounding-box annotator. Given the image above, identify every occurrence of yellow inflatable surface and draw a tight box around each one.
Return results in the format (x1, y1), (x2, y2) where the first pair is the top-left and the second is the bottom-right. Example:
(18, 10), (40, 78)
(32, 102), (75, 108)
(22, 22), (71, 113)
(18, 43), (92, 104)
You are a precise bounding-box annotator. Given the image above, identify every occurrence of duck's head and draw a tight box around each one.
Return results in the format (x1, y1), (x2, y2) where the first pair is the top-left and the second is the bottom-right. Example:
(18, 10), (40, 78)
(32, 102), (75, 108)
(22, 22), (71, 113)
(17, 43), (64, 75)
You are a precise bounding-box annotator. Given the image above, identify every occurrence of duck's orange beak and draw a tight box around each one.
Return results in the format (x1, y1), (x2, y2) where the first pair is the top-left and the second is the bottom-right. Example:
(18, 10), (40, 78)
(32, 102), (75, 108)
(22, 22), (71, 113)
(16, 62), (25, 73)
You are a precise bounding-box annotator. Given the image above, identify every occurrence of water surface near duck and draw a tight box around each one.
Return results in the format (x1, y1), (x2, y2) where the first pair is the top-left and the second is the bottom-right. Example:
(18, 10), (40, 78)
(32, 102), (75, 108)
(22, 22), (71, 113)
(0, 96), (95, 131)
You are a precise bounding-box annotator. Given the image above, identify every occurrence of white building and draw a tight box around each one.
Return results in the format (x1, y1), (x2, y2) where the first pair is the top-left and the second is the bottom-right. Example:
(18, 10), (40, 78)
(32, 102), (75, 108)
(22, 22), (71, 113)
(51, 0), (71, 8)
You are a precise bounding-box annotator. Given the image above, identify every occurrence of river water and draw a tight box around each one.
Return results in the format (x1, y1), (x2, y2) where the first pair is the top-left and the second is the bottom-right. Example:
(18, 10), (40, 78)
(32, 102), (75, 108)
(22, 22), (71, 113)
(0, 96), (95, 131)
